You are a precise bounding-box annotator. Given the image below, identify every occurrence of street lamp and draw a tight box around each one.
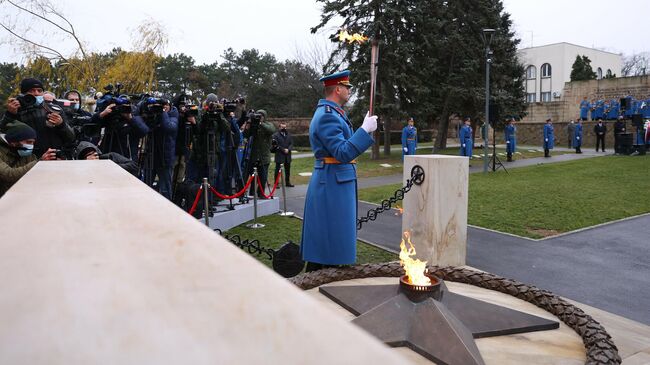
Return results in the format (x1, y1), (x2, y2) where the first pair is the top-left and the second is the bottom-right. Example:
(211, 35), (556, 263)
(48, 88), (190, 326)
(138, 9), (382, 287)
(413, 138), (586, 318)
(481, 28), (495, 174)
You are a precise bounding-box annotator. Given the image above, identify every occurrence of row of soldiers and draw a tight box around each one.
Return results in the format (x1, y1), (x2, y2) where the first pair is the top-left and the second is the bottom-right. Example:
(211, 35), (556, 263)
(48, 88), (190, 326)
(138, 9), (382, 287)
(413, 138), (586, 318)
(580, 96), (650, 121)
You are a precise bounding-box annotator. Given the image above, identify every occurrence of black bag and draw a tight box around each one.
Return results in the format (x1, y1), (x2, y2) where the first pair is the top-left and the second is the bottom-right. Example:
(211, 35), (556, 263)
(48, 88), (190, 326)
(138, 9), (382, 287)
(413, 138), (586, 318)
(173, 180), (203, 218)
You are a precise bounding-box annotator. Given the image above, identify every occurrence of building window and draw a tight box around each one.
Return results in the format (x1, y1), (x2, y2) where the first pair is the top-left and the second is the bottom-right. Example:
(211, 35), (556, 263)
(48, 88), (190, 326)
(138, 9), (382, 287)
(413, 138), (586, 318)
(606, 69), (612, 77)
(526, 65), (536, 79)
(597, 67), (603, 79)
(526, 93), (536, 103)
(541, 92), (552, 102)
(541, 63), (552, 78)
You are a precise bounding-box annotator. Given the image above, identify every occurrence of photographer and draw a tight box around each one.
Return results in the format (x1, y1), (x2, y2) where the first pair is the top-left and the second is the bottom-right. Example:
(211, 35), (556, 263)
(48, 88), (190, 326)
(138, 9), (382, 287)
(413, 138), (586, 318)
(272, 121), (294, 187)
(217, 104), (244, 196)
(1, 78), (75, 157)
(134, 97), (179, 200)
(243, 109), (276, 197)
(75, 141), (139, 176)
(187, 94), (230, 188)
(63, 90), (97, 144)
(171, 94), (198, 191)
(93, 94), (148, 160)
(1, 121), (58, 197)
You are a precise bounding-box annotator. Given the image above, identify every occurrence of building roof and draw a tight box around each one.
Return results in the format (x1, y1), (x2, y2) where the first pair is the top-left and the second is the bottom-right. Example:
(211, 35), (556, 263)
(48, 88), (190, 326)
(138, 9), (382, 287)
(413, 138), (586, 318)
(518, 42), (621, 56)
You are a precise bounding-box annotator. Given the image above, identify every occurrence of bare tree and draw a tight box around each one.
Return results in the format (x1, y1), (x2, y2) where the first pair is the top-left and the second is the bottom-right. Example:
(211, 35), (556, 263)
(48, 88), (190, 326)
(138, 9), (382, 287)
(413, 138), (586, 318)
(621, 52), (649, 77)
(293, 33), (340, 75)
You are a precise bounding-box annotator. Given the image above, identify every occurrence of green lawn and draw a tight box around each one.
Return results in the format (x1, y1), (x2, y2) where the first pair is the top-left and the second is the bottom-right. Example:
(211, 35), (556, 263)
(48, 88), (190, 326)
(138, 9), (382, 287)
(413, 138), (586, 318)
(358, 155), (650, 239)
(279, 147), (566, 185)
(225, 214), (397, 269)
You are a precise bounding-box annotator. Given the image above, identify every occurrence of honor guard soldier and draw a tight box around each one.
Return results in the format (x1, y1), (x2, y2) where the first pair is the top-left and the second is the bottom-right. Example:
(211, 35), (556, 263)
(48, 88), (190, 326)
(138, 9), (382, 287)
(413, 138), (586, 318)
(459, 117), (473, 157)
(580, 97), (591, 121)
(543, 117), (554, 157)
(573, 119), (583, 153)
(300, 70), (378, 272)
(401, 117), (417, 160)
(504, 117), (516, 161)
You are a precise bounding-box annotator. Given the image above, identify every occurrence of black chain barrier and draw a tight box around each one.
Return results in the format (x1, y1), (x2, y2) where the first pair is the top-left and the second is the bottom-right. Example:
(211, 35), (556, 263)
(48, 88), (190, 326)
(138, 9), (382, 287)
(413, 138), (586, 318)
(214, 229), (305, 278)
(356, 165), (425, 230)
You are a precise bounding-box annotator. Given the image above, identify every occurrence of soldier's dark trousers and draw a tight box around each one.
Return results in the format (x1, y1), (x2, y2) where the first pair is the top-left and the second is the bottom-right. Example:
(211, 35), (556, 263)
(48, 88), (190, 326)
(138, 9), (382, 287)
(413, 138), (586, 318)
(544, 148), (550, 157)
(507, 152), (512, 162)
(596, 136), (605, 152)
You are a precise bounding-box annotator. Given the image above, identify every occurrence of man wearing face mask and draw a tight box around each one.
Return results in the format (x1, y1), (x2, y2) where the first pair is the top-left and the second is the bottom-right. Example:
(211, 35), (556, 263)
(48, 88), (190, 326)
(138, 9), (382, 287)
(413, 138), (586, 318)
(63, 90), (97, 144)
(272, 121), (294, 187)
(0, 78), (75, 157)
(0, 121), (57, 197)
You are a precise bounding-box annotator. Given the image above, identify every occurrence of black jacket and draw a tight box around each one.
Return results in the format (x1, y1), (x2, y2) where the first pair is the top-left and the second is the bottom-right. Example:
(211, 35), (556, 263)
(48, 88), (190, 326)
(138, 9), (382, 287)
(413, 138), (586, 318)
(1, 105), (75, 156)
(272, 129), (293, 164)
(594, 123), (607, 135)
(614, 121), (626, 134)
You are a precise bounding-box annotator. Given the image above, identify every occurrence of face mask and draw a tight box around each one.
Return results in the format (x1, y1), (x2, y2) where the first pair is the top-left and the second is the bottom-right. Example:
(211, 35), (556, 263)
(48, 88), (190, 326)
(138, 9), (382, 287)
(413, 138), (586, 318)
(281, 128), (287, 132)
(17, 143), (34, 157)
(34, 95), (44, 106)
(73, 103), (80, 111)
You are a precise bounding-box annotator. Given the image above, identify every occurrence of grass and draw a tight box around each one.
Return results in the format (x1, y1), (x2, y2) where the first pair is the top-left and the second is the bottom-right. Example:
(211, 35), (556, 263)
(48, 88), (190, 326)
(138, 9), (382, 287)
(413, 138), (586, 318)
(225, 214), (397, 269)
(276, 147), (567, 185)
(358, 155), (650, 239)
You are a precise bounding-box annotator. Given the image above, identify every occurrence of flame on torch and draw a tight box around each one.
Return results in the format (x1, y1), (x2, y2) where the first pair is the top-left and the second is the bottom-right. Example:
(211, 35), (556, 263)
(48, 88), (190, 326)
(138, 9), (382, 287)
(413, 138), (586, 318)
(338, 29), (368, 44)
(399, 231), (431, 286)
(394, 204), (404, 216)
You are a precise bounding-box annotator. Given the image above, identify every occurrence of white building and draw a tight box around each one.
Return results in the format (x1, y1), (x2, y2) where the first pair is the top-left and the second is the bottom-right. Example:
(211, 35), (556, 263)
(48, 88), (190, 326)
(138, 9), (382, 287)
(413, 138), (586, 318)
(517, 42), (622, 103)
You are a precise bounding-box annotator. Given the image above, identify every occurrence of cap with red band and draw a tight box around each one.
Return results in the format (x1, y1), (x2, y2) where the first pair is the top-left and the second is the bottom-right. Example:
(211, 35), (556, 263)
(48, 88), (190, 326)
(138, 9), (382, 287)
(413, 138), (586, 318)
(319, 70), (352, 87)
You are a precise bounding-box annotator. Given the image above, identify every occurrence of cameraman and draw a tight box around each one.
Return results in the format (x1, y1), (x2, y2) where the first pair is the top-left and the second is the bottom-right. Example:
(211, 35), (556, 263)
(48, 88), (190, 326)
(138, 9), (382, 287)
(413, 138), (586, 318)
(134, 97), (179, 200)
(63, 90), (97, 144)
(217, 106), (243, 195)
(243, 109), (276, 197)
(93, 95), (148, 160)
(171, 94), (197, 190)
(1, 78), (75, 157)
(187, 94), (230, 188)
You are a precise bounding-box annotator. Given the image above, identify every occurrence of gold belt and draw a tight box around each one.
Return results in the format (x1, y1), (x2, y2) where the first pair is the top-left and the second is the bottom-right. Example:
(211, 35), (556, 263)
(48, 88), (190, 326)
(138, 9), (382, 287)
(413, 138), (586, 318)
(321, 157), (357, 164)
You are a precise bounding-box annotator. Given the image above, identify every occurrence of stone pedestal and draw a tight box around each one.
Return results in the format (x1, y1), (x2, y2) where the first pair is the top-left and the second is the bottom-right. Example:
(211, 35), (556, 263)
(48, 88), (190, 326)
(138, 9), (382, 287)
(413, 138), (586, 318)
(402, 155), (469, 266)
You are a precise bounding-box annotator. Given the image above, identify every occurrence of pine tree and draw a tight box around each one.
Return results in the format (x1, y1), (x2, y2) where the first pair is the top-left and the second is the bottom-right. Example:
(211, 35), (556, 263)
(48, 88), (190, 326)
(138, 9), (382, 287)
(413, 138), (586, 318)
(570, 55), (597, 81)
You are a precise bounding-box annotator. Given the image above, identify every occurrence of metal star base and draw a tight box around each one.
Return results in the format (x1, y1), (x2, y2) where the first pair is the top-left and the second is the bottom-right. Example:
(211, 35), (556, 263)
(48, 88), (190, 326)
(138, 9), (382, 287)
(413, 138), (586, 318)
(319, 281), (559, 365)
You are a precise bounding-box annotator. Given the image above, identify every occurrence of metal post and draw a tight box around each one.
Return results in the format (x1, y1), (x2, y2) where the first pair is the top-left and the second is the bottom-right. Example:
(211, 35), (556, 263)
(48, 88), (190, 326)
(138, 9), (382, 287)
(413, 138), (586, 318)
(483, 47), (490, 174)
(247, 167), (265, 228)
(279, 164), (294, 217)
(202, 177), (210, 227)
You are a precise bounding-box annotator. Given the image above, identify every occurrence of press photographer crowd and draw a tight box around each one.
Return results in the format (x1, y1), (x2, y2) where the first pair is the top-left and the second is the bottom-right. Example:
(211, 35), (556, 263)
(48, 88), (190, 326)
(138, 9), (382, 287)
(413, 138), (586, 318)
(0, 77), (295, 207)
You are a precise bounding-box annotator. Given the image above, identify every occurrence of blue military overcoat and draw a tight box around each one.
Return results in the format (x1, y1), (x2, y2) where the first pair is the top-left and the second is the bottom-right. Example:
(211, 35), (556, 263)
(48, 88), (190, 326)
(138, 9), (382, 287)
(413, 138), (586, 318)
(505, 124), (516, 153)
(401, 125), (417, 160)
(543, 123), (554, 149)
(573, 123), (583, 148)
(580, 100), (591, 120)
(459, 124), (473, 157)
(301, 99), (374, 265)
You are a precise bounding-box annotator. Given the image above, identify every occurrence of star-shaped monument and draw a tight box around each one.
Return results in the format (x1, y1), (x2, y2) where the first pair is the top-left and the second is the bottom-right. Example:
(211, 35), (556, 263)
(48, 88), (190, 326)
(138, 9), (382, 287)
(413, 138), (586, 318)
(319, 278), (559, 365)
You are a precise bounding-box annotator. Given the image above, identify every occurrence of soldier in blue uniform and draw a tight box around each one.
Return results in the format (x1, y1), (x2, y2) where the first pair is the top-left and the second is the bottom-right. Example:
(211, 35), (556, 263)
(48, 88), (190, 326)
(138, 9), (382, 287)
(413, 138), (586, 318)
(573, 119), (583, 153)
(543, 117), (554, 157)
(580, 97), (591, 121)
(459, 117), (473, 158)
(504, 117), (516, 161)
(401, 117), (417, 160)
(300, 70), (378, 271)
(606, 99), (619, 120)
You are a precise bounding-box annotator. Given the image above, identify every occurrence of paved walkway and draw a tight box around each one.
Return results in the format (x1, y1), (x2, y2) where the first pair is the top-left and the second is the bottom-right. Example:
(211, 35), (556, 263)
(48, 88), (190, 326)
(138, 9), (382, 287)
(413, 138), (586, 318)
(281, 151), (650, 325)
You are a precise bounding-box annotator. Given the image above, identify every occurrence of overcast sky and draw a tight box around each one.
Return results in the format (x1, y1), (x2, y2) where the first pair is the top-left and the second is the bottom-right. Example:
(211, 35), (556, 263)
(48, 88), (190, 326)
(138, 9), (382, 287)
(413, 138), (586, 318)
(0, 0), (647, 67)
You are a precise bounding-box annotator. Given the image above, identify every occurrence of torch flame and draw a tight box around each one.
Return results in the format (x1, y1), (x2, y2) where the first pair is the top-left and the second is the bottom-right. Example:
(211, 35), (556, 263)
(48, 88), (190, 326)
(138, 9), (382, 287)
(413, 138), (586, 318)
(338, 29), (368, 44)
(394, 204), (404, 216)
(399, 231), (431, 286)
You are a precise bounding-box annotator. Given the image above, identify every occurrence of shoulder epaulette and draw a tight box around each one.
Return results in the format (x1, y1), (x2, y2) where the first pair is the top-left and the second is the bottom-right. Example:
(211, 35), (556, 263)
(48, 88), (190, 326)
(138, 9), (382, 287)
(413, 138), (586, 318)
(325, 105), (332, 113)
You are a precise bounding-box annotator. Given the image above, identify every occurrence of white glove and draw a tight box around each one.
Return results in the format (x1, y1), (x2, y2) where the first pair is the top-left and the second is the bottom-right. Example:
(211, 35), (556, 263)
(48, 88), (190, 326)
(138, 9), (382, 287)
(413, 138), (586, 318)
(361, 111), (378, 134)
(462, 144), (466, 148)
(577, 136), (580, 140)
(506, 141), (510, 144)
(545, 138), (548, 142)
(403, 147), (408, 152)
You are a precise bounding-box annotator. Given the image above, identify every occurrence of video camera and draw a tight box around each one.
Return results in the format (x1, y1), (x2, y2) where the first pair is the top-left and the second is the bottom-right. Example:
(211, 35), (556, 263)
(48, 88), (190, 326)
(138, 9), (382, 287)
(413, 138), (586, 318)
(142, 97), (169, 114)
(222, 97), (245, 114)
(96, 83), (132, 115)
(16, 93), (37, 109)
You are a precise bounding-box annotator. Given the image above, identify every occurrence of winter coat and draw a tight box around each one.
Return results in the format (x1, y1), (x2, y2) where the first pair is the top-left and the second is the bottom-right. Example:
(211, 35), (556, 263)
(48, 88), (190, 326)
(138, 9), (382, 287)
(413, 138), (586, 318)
(272, 129), (293, 165)
(0, 135), (38, 197)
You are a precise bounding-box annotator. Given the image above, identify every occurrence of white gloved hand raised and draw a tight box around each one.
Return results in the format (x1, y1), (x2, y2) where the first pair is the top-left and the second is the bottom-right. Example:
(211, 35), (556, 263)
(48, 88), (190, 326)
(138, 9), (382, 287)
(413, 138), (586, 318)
(403, 147), (408, 152)
(577, 136), (580, 140)
(506, 140), (510, 144)
(361, 111), (378, 134)
(545, 138), (548, 142)
(462, 144), (466, 148)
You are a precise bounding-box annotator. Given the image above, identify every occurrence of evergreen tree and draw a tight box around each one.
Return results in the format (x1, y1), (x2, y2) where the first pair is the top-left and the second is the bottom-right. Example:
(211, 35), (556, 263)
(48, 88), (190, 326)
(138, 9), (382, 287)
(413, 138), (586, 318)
(570, 55), (597, 81)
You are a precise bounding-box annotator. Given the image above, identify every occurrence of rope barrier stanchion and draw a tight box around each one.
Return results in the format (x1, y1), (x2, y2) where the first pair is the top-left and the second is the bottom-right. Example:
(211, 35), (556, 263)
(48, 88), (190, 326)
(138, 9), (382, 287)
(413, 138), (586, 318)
(279, 164), (294, 217)
(202, 177), (210, 227)
(187, 185), (204, 217)
(247, 167), (264, 229)
(256, 170), (281, 199)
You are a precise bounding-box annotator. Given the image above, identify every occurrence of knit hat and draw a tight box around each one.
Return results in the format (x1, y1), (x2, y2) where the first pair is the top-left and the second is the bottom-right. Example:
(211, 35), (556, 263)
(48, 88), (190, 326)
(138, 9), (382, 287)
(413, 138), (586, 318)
(20, 78), (44, 94)
(257, 109), (267, 118)
(205, 93), (219, 103)
(4, 121), (37, 143)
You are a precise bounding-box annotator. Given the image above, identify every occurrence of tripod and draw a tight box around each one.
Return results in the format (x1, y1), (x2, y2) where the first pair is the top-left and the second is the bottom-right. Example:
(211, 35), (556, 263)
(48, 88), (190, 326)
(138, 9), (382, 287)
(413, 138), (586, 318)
(138, 132), (156, 186)
(489, 124), (507, 173)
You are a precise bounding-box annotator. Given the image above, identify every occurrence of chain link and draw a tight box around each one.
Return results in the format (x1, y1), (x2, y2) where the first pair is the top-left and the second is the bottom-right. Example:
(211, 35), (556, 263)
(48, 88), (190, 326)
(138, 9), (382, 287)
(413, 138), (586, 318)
(214, 229), (276, 260)
(356, 165), (425, 230)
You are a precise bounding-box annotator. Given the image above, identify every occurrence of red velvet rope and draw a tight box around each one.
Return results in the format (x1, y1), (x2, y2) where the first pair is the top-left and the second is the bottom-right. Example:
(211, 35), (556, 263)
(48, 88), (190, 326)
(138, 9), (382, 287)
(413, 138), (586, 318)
(256, 171), (282, 199)
(210, 175), (255, 200)
(188, 185), (203, 216)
